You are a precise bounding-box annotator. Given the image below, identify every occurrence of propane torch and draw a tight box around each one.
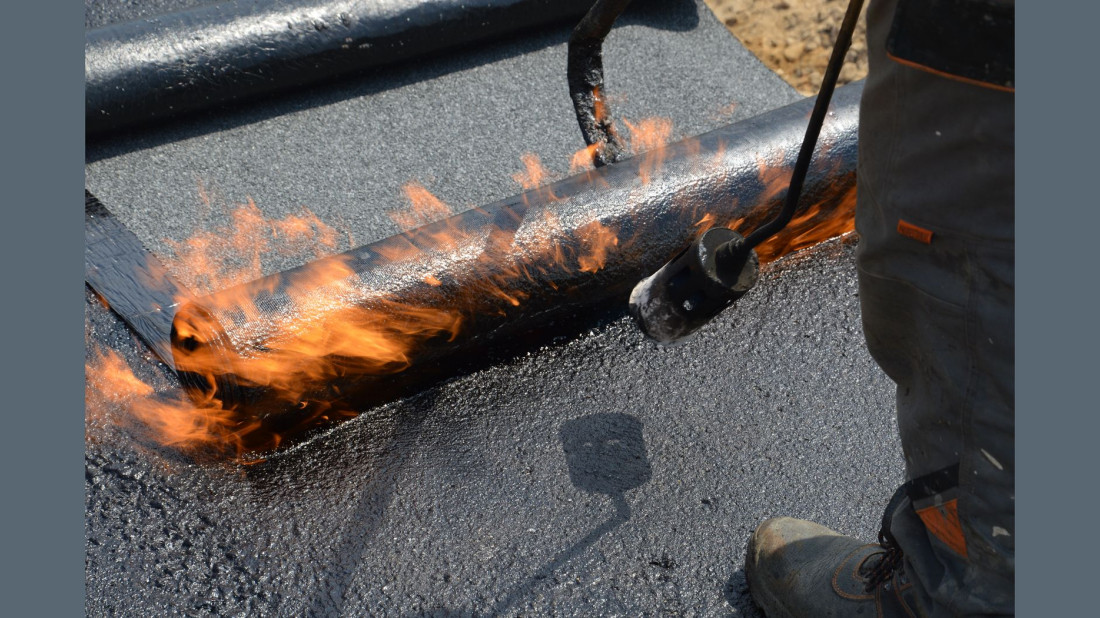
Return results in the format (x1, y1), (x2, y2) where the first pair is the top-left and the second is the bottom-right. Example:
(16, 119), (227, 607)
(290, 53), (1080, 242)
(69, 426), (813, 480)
(629, 0), (865, 343)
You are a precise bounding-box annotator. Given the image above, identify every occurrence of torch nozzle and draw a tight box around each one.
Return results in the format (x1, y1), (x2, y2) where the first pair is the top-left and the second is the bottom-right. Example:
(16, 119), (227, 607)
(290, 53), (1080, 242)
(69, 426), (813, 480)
(628, 227), (759, 343)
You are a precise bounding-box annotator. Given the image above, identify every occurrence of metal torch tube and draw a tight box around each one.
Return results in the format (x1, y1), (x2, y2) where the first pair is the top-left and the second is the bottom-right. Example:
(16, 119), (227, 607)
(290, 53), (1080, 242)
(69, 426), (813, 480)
(86, 0), (596, 137)
(171, 82), (862, 456)
(742, 0), (865, 250)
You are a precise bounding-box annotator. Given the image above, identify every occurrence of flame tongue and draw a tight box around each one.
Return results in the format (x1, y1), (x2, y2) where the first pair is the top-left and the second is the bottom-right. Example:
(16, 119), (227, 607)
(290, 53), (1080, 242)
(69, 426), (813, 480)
(86, 345), (251, 455)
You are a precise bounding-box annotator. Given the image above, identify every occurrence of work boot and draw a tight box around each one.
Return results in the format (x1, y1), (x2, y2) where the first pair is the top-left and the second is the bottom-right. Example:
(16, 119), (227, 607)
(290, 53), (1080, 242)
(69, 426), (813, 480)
(745, 517), (924, 618)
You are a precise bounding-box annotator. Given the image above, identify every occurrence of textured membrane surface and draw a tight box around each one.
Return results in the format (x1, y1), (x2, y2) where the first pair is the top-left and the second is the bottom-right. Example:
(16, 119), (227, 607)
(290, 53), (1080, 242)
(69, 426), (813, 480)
(84, 1), (901, 615)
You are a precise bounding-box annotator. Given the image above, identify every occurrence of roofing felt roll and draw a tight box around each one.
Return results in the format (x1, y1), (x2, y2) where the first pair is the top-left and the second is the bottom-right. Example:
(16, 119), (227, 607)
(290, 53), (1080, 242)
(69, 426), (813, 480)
(85, 191), (192, 363)
(163, 82), (862, 458)
(85, 0), (596, 136)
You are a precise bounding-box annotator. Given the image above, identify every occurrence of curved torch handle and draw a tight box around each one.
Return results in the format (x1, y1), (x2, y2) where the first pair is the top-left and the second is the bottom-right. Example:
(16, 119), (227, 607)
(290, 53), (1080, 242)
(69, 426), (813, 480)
(567, 0), (634, 167)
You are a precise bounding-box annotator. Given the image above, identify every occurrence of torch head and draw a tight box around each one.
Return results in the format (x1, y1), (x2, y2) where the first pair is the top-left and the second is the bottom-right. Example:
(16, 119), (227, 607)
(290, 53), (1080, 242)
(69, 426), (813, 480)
(628, 227), (759, 343)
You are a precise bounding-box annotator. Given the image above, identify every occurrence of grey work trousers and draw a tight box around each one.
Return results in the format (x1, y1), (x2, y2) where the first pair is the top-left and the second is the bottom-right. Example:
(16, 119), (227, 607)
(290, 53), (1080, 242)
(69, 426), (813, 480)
(856, 0), (1014, 615)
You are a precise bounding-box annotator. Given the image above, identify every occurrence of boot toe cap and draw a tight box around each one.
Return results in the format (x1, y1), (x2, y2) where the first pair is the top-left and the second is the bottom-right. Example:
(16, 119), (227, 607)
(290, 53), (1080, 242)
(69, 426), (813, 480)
(745, 517), (881, 617)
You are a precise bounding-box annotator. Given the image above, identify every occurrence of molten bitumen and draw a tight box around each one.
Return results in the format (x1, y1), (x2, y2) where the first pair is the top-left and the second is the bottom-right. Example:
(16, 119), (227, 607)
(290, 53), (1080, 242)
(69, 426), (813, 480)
(84, 0), (900, 614)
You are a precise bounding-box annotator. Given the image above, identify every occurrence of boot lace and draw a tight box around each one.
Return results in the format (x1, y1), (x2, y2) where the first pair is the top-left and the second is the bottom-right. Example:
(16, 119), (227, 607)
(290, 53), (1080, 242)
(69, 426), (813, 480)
(864, 486), (907, 592)
(864, 527), (904, 592)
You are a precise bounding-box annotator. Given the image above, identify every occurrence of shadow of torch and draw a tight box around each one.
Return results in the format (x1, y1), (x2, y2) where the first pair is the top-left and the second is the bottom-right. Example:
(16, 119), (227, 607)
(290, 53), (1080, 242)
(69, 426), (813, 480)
(488, 412), (651, 614)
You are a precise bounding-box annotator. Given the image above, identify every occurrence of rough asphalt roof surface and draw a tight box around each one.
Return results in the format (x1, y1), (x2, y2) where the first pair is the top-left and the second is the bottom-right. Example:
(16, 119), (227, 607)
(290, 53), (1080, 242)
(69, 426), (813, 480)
(84, 0), (902, 615)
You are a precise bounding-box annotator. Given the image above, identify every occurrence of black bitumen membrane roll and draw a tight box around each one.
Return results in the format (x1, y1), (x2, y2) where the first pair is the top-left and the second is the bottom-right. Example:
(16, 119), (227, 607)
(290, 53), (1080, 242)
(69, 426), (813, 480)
(168, 82), (862, 457)
(86, 0), (595, 137)
(85, 191), (192, 363)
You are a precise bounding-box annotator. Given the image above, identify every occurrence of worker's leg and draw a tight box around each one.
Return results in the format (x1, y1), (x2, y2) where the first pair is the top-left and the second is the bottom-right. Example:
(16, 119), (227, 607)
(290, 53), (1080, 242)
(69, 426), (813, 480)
(855, 0), (1014, 611)
(745, 0), (1014, 614)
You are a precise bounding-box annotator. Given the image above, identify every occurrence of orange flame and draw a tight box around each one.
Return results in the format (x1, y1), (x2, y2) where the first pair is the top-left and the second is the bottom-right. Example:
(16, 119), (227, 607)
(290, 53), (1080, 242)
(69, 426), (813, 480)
(173, 255), (464, 396)
(752, 185), (857, 263)
(272, 210), (339, 257)
(703, 157), (857, 265)
(576, 219), (619, 273)
(592, 86), (609, 124)
(390, 182), (454, 231)
(756, 156), (791, 206)
(87, 347), (155, 402)
(512, 153), (550, 191)
(624, 117), (674, 183)
(163, 196), (343, 295)
(86, 346), (245, 452)
(625, 117), (674, 153)
(86, 121), (857, 460)
(570, 144), (599, 173)
(712, 101), (739, 122)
